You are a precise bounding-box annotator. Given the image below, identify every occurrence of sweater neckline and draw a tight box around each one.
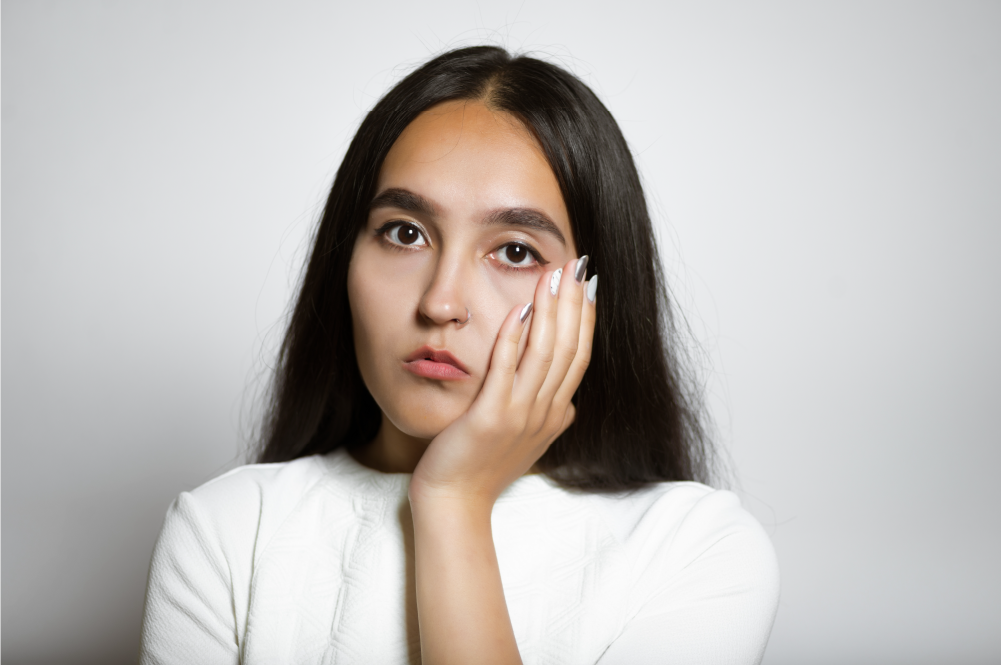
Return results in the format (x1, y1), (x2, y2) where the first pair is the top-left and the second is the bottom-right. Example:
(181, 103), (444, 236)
(321, 447), (560, 504)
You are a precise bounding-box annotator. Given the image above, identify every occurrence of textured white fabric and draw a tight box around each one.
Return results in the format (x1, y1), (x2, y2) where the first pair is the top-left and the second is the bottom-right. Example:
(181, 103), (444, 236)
(139, 449), (779, 664)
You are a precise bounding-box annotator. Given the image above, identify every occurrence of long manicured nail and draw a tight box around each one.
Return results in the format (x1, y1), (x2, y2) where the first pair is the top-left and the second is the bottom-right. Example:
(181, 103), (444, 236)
(586, 275), (598, 303)
(519, 302), (534, 323)
(574, 255), (589, 283)
(550, 268), (563, 296)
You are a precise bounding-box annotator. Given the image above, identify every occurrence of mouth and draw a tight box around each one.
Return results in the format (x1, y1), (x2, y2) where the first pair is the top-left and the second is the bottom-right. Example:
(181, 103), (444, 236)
(403, 345), (471, 381)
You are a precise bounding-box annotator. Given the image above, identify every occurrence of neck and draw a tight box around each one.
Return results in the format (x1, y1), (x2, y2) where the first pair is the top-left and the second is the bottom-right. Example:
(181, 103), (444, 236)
(351, 414), (430, 473)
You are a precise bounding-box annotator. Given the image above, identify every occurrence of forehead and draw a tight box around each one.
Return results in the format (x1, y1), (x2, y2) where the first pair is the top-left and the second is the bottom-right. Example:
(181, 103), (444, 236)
(377, 100), (573, 246)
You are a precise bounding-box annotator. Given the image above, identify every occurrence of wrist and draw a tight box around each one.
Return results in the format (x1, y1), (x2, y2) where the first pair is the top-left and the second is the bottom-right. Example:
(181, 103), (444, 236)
(408, 486), (496, 523)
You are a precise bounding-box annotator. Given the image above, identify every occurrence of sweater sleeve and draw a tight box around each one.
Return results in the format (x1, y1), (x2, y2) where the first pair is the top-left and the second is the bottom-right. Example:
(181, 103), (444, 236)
(595, 490), (781, 665)
(138, 491), (240, 665)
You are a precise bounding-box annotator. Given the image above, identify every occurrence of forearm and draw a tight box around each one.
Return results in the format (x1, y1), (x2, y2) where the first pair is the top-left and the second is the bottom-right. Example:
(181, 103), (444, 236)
(410, 496), (522, 665)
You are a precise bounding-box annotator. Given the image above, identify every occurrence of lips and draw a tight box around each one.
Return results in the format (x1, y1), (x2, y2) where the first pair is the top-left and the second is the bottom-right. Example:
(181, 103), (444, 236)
(403, 345), (470, 380)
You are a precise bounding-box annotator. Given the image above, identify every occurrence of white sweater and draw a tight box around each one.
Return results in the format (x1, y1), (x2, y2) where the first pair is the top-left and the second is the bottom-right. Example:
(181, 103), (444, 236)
(139, 448), (780, 664)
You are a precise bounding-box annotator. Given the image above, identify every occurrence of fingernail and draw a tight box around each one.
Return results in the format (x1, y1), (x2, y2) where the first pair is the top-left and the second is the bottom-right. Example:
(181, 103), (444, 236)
(519, 302), (534, 323)
(550, 268), (563, 296)
(586, 275), (598, 303)
(574, 255), (589, 283)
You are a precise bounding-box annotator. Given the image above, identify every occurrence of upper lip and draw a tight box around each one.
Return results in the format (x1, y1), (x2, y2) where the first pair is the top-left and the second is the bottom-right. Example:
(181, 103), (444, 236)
(404, 345), (470, 374)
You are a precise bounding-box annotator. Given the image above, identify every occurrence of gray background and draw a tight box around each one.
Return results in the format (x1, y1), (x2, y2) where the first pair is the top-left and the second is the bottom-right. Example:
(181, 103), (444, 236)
(3, 2), (999, 663)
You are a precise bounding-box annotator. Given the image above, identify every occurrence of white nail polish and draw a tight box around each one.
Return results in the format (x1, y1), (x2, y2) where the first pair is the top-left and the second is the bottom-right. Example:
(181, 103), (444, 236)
(586, 274), (598, 302)
(550, 268), (563, 296)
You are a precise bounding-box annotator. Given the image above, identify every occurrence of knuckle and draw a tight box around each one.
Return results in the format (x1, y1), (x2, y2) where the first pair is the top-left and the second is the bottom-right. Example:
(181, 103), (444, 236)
(546, 414), (566, 439)
(507, 397), (530, 423)
(517, 414), (534, 438)
(497, 356), (518, 373)
(526, 406), (548, 435)
(475, 410), (500, 432)
(559, 344), (578, 364)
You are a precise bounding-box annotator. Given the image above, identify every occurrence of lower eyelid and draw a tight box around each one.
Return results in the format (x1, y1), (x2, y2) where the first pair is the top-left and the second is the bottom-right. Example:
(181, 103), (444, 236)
(492, 252), (546, 272)
(494, 262), (539, 274)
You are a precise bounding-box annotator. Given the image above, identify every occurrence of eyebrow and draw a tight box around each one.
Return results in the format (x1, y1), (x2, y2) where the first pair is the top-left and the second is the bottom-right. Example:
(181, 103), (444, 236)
(484, 207), (567, 247)
(369, 187), (567, 247)
(369, 188), (439, 218)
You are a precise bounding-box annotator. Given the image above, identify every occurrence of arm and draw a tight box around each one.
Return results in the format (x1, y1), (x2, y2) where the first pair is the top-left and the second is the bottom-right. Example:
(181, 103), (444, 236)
(409, 258), (596, 665)
(410, 496), (520, 663)
(139, 492), (240, 665)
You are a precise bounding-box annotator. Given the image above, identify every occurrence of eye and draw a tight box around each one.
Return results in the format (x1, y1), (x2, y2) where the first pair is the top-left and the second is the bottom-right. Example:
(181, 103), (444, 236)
(383, 222), (427, 247)
(495, 243), (539, 268)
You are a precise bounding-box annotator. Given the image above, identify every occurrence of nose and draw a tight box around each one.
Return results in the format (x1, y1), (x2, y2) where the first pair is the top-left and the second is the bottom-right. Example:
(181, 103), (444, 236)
(418, 250), (472, 326)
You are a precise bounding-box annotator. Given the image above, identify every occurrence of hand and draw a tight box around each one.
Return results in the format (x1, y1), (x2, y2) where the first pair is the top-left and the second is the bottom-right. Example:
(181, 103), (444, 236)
(409, 255), (597, 510)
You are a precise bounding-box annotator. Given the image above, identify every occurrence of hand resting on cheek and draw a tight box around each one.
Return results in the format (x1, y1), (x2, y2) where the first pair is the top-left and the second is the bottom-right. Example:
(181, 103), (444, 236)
(411, 255), (597, 508)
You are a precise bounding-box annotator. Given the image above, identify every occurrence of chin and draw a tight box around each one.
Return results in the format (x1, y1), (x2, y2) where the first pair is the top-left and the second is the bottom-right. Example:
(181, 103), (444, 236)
(386, 391), (470, 440)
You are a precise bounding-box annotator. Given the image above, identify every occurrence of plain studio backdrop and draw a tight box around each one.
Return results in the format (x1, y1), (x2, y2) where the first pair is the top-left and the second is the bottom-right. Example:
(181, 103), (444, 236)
(2, 2), (999, 664)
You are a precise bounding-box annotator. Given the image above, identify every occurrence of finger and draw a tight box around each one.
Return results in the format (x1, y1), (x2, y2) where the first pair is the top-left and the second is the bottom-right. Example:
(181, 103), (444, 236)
(479, 300), (534, 399)
(550, 273), (597, 411)
(549, 402), (576, 445)
(536, 256), (588, 406)
(511, 265), (561, 397)
(530, 402), (576, 466)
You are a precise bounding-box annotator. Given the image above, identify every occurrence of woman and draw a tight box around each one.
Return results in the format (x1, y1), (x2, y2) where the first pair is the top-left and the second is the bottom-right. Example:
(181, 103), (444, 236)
(140, 46), (779, 664)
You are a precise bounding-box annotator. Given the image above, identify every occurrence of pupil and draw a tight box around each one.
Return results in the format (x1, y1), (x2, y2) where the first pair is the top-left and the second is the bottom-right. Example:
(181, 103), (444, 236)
(506, 245), (526, 263)
(399, 226), (418, 244)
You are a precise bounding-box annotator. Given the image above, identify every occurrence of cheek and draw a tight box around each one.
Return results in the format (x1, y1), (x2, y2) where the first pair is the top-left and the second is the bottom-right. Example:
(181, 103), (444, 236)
(481, 268), (539, 312)
(471, 270), (540, 363)
(347, 247), (417, 374)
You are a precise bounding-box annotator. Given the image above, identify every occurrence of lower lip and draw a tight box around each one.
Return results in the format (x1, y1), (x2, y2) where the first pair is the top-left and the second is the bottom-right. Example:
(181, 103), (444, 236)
(405, 359), (469, 380)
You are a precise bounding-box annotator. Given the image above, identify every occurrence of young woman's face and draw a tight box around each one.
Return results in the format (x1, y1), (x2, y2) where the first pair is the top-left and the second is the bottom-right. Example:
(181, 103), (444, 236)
(347, 99), (577, 441)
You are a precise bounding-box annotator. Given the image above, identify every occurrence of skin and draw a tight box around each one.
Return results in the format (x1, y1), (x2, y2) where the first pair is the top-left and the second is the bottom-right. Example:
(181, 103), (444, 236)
(347, 99), (597, 664)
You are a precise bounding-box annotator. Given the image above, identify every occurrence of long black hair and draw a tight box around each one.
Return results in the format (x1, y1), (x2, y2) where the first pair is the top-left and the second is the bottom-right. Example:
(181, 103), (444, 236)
(256, 46), (713, 490)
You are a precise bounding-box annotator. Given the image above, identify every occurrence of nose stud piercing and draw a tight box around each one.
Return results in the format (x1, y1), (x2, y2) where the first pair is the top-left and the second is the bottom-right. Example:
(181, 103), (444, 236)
(459, 308), (472, 326)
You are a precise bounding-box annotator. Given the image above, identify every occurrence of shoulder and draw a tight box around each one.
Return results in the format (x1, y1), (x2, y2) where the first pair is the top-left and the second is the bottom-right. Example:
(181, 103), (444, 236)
(157, 454), (337, 564)
(589, 481), (779, 596)
(184, 454), (330, 520)
(589, 482), (760, 544)
(142, 455), (344, 660)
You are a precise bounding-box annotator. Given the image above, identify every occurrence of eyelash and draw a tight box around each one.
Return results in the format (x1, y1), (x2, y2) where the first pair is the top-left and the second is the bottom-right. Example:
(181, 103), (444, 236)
(375, 221), (547, 271)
